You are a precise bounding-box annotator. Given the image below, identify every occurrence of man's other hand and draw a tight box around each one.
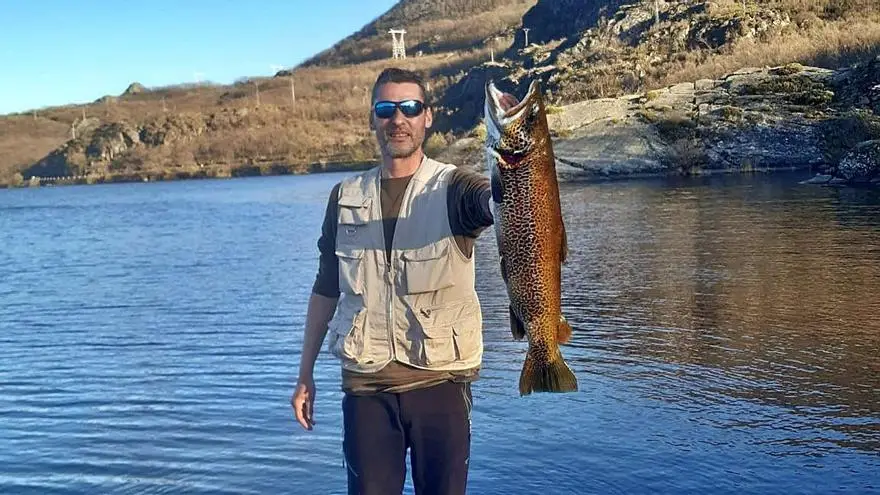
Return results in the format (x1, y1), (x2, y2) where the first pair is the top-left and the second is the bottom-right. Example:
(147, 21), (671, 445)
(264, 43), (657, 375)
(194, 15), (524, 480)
(291, 376), (316, 431)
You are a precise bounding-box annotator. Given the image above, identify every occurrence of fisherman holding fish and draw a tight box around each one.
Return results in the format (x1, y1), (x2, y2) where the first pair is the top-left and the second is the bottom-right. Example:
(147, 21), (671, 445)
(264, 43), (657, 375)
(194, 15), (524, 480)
(291, 67), (577, 495)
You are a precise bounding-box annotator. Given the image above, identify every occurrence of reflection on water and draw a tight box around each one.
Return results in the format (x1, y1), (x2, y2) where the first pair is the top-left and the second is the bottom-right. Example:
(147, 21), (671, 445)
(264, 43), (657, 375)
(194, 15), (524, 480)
(554, 175), (880, 453)
(1, 172), (878, 494)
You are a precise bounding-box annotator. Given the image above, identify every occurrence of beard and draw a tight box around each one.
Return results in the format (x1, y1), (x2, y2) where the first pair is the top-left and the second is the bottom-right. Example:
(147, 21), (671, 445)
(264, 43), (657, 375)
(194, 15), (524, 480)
(379, 127), (423, 158)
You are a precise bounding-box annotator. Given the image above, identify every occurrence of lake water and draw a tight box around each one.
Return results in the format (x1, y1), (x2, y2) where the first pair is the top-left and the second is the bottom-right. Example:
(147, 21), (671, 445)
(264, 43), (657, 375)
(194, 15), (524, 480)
(1, 171), (878, 494)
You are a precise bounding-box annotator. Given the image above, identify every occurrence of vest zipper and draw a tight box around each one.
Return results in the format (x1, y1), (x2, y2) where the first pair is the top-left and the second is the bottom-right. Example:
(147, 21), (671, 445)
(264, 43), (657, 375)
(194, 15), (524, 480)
(386, 262), (396, 360)
(382, 155), (426, 362)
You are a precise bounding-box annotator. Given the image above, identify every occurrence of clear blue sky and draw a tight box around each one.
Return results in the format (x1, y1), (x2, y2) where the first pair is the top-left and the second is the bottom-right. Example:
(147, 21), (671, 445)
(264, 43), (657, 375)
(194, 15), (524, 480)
(0, 0), (399, 115)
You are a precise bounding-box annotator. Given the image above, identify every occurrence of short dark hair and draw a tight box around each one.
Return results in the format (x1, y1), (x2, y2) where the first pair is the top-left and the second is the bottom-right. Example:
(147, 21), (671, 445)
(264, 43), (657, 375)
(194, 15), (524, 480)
(371, 67), (430, 106)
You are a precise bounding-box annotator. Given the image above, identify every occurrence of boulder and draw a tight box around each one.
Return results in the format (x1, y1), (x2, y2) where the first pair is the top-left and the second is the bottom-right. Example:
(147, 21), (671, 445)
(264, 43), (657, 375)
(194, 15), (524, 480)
(836, 140), (880, 183)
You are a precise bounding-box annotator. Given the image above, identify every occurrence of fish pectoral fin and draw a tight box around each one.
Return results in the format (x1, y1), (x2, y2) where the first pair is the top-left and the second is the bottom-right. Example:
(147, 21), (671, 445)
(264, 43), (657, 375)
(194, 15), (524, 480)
(560, 222), (569, 264)
(557, 315), (573, 344)
(499, 255), (509, 284)
(519, 351), (578, 396)
(509, 306), (526, 340)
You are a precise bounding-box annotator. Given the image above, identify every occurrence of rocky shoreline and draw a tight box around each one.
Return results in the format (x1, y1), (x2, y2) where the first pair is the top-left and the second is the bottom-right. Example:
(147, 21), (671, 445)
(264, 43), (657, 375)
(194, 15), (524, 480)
(439, 59), (880, 188)
(8, 58), (880, 190)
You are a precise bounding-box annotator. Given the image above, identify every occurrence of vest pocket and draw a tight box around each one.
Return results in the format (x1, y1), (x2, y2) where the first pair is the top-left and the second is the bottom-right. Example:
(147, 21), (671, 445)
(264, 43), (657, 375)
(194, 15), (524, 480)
(414, 301), (481, 366)
(333, 308), (368, 363)
(335, 248), (364, 295)
(402, 244), (455, 294)
(336, 195), (370, 295)
(420, 323), (455, 366)
(338, 195), (371, 224)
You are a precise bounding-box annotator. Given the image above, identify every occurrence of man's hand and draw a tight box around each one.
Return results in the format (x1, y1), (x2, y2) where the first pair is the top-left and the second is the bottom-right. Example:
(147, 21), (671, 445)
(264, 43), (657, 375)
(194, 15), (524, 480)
(291, 376), (316, 431)
(291, 293), (338, 432)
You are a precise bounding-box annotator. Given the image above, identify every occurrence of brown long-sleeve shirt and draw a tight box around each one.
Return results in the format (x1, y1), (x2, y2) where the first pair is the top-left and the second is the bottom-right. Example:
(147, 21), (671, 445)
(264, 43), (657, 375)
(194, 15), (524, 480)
(312, 167), (494, 394)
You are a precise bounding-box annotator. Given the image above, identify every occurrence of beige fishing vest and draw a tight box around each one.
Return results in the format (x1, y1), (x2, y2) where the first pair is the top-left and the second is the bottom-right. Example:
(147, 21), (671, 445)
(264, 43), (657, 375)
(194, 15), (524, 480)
(324, 157), (484, 374)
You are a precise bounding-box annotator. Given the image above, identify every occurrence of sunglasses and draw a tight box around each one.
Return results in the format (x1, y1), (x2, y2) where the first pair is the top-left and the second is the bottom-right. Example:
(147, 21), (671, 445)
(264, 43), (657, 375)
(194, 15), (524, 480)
(373, 99), (425, 119)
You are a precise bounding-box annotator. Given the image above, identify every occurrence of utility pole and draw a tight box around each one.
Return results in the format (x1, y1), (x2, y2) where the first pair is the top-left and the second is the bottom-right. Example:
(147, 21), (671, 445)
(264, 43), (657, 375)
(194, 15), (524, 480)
(254, 80), (260, 107)
(389, 29), (407, 59)
(290, 77), (296, 106)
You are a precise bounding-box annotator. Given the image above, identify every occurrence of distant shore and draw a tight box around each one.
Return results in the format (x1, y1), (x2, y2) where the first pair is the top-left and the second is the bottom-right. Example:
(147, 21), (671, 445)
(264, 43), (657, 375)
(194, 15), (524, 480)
(0, 160), (377, 189)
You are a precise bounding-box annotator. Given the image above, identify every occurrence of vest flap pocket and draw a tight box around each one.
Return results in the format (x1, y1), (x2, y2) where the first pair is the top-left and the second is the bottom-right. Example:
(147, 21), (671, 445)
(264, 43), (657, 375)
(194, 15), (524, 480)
(415, 300), (475, 328)
(335, 248), (364, 294)
(402, 244), (455, 294)
(332, 308), (369, 363)
(338, 196), (371, 225)
(334, 248), (364, 260)
(414, 301), (480, 366)
(338, 195), (371, 207)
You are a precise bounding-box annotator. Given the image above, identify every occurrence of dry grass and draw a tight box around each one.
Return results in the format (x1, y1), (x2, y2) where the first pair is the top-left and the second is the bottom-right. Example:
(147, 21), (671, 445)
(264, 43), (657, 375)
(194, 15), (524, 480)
(657, 16), (880, 87)
(0, 116), (69, 169)
(0, 48), (499, 183)
(304, 0), (535, 65)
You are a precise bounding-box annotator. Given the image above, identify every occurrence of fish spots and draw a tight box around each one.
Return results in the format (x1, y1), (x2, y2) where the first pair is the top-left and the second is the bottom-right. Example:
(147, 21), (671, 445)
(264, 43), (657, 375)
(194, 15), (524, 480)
(484, 79), (578, 394)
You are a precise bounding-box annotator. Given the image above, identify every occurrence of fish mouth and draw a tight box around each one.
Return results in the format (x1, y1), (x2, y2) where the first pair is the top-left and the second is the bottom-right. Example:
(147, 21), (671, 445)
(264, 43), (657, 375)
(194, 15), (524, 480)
(484, 79), (540, 132)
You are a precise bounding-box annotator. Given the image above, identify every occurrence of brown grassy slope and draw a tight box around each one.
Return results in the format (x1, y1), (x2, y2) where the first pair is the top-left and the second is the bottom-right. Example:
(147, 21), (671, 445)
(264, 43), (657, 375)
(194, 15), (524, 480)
(655, 0), (880, 90)
(0, 0), (535, 185)
(0, 115), (69, 172)
(0, 48), (499, 184)
(302, 0), (536, 66)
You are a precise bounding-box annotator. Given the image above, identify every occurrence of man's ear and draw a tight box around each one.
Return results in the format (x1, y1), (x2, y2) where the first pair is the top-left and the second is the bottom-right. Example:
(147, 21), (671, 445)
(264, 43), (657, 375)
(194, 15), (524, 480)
(425, 106), (433, 129)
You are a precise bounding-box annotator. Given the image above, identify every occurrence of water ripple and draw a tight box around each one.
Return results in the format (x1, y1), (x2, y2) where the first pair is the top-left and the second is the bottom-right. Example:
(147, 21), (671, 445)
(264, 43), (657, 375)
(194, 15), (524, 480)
(1, 173), (878, 494)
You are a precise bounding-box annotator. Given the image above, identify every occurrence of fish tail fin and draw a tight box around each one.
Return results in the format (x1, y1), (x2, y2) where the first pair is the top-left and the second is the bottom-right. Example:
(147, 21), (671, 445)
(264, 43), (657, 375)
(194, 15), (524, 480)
(557, 315), (573, 344)
(519, 350), (578, 396)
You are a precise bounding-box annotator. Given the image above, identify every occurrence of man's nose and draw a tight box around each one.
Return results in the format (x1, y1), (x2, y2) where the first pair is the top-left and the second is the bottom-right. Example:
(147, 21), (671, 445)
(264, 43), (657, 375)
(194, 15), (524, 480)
(390, 108), (407, 124)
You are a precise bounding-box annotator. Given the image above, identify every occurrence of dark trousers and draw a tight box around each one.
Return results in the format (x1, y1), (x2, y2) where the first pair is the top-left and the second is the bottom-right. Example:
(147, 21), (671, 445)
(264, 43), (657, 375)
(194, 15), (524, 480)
(342, 381), (473, 495)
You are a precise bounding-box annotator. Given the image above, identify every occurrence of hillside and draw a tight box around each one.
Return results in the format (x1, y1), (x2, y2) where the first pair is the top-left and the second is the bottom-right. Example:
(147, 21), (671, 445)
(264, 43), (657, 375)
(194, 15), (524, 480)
(435, 0), (880, 132)
(2, 0), (880, 188)
(0, 1), (536, 186)
(303, 0), (536, 66)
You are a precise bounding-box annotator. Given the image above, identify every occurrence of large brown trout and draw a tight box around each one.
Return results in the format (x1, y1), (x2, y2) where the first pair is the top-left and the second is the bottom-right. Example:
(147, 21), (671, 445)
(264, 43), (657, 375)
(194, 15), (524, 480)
(484, 79), (578, 396)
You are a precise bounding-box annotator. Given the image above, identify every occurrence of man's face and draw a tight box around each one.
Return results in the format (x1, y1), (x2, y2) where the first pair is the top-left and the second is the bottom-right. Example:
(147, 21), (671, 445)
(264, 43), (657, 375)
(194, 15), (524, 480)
(371, 82), (433, 159)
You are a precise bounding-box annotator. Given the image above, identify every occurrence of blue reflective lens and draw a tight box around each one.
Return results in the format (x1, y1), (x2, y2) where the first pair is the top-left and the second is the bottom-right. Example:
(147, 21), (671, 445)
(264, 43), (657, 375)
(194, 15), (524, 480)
(373, 100), (425, 119)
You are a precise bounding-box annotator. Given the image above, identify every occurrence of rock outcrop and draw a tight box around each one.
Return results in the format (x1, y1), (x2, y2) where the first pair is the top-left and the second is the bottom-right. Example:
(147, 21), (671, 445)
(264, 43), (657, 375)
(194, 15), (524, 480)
(519, 0), (628, 46)
(454, 59), (879, 185)
(804, 140), (880, 185)
(437, 0), (797, 133)
(123, 82), (146, 96)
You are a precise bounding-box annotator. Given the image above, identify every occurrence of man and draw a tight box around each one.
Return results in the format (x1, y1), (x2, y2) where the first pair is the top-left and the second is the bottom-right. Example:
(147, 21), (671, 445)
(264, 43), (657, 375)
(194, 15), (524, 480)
(290, 67), (496, 495)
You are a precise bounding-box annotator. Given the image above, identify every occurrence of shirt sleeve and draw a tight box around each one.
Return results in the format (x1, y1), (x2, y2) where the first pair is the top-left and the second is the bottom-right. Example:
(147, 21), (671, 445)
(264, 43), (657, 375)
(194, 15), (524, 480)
(447, 167), (494, 238)
(311, 182), (341, 298)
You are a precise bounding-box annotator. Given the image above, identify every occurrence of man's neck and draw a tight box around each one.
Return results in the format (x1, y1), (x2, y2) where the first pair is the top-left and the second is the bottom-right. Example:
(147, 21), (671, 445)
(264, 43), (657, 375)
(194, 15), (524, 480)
(381, 151), (424, 179)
